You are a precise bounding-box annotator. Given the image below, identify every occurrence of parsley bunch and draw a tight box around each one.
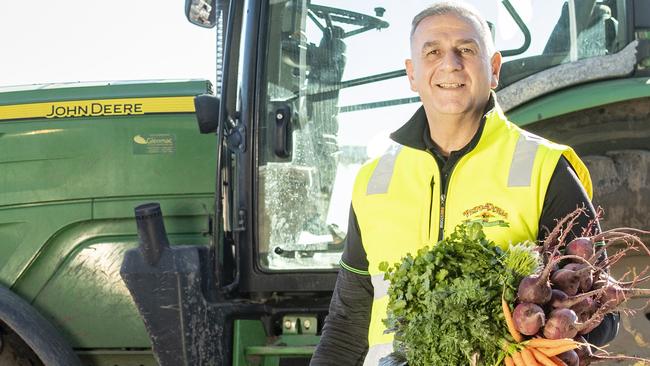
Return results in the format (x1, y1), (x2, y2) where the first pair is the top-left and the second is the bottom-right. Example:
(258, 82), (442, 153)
(379, 223), (536, 366)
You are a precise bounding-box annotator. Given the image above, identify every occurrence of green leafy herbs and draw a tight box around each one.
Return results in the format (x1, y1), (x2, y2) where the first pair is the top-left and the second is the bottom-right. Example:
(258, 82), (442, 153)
(380, 223), (539, 366)
(502, 240), (541, 280)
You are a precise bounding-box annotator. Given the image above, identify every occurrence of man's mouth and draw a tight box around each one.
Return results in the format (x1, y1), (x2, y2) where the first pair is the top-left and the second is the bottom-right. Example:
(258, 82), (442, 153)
(436, 83), (465, 89)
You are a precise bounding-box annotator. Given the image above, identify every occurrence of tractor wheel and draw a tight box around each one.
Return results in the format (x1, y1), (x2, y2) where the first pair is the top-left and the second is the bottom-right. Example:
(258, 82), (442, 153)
(525, 97), (650, 229)
(0, 323), (44, 366)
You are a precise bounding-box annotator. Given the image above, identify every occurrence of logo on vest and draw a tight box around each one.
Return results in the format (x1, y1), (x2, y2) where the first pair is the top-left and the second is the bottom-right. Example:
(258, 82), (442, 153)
(462, 203), (509, 227)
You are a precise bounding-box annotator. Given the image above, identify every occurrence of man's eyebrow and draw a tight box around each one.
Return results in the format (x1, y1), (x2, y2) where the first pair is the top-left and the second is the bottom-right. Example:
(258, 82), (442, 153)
(420, 39), (481, 53)
(455, 39), (480, 48)
(421, 41), (440, 52)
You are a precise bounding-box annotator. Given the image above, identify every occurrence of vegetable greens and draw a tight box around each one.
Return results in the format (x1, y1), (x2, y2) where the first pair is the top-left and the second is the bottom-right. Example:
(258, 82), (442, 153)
(380, 223), (538, 366)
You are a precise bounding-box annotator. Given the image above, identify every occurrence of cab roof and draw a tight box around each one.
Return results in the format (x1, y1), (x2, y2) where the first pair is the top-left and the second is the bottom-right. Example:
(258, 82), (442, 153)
(0, 79), (213, 106)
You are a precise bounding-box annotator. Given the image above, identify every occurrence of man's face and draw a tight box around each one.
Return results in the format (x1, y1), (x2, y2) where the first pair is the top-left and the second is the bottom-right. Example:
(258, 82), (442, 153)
(405, 14), (502, 119)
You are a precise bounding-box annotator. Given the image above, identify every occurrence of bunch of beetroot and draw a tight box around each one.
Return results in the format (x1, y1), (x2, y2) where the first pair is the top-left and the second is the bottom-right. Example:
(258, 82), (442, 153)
(510, 208), (650, 365)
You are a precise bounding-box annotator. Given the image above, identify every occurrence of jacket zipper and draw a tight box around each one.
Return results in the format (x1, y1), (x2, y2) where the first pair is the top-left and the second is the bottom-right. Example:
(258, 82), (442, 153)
(428, 177), (435, 239)
(427, 150), (461, 242)
(437, 160), (459, 242)
(438, 192), (446, 242)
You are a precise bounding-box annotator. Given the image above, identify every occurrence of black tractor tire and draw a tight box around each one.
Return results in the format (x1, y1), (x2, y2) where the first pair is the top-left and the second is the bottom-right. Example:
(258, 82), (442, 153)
(0, 323), (44, 366)
(582, 150), (650, 230)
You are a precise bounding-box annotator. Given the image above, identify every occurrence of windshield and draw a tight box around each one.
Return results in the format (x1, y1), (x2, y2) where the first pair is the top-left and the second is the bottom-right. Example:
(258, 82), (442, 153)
(257, 0), (629, 270)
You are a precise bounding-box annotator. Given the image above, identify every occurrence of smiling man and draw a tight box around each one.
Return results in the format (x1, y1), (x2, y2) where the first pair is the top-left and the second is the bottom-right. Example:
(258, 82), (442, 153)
(311, 2), (618, 365)
(405, 9), (501, 156)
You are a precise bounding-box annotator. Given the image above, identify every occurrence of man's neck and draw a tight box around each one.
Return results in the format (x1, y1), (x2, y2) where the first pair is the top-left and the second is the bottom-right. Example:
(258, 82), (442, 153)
(424, 109), (483, 157)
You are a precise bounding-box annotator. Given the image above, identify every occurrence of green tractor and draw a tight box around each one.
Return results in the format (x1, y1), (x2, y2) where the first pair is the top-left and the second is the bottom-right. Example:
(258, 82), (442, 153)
(1, 0), (649, 365)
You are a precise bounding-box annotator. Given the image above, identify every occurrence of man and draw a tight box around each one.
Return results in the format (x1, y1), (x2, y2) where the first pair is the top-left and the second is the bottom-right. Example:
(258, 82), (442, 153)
(311, 2), (618, 365)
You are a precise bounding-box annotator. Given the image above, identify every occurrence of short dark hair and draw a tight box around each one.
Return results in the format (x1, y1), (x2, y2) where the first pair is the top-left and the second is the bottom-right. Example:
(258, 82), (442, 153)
(410, 1), (495, 55)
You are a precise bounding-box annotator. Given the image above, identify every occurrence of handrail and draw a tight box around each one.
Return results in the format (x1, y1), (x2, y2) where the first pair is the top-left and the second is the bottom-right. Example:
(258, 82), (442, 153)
(500, 0), (532, 57)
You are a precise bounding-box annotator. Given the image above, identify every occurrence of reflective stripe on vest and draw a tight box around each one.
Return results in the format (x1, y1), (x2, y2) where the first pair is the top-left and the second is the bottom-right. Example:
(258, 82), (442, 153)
(367, 145), (402, 195)
(508, 132), (542, 187)
(353, 104), (593, 361)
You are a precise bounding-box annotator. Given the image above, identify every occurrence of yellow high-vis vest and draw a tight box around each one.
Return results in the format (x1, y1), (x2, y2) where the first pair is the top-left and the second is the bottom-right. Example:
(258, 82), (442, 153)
(352, 105), (592, 365)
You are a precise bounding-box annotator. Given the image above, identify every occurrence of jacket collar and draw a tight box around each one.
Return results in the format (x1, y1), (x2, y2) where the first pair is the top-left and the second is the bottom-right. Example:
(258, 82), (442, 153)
(390, 92), (497, 152)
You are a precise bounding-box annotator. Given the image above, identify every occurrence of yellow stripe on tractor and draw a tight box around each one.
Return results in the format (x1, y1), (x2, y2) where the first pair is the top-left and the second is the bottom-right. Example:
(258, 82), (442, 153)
(0, 96), (196, 121)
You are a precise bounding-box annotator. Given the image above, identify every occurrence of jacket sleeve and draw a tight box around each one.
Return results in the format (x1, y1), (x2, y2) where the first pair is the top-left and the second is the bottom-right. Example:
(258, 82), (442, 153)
(539, 157), (619, 346)
(311, 205), (373, 366)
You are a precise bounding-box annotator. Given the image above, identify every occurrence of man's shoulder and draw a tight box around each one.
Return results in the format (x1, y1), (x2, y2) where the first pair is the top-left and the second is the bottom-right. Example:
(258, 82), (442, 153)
(506, 119), (593, 197)
(507, 121), (572, 153)
(353, 143), (411, 195)
(361, 144), (404, 169)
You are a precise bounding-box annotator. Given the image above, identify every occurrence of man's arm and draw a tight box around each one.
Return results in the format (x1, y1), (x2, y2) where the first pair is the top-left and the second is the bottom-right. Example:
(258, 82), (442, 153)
(538, 157), (598, 240)
(538, 157), (619, 346)
(310, 206), (373, 366)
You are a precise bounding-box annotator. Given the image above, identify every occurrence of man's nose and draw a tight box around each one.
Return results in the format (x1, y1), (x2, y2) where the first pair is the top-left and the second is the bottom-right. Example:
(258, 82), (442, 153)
(440, 51), (462, 71)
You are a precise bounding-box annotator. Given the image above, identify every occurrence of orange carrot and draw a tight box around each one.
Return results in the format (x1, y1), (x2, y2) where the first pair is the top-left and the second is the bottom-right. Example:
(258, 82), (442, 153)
(512, 351), (526, 366)
(530, 347), (563, 366)
(550, 356), (568, 366)
(502, 296), (524, 342)
(521, 347), (540, 366)
(537, 343), (580, 357)
(525, 338), (577, 349)
(504, 355), (515, 366)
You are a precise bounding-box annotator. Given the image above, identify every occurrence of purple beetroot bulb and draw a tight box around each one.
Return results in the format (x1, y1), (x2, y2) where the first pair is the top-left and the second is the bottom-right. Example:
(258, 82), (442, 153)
(550, 289), (569, 308)
(513, 302), (546, 336)
(518, 275), (552, 305)
(551, 269), (582, 296)
(558, 349), (580, 366)
(566, 237), (595, 261)
(543, 308), (578, 339)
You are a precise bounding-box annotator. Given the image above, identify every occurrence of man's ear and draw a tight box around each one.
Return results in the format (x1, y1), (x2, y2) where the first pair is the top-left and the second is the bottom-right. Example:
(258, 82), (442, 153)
(490, 51), (502, 89)
(405, 59), (417, 92)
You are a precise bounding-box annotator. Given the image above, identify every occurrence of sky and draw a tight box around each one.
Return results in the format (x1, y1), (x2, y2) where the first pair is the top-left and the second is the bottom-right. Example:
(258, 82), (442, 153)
(0, 0), (217, 88)
(0, 0), (561, 89)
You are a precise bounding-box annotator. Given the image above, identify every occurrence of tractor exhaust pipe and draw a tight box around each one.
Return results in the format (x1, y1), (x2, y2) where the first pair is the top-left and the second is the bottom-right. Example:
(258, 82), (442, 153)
(134, 203), (170, 266)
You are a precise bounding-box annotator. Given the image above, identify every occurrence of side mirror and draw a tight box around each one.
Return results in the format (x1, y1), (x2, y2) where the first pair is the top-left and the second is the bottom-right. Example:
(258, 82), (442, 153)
(185, 0), (218, 28)
(194, 94), (221, 134)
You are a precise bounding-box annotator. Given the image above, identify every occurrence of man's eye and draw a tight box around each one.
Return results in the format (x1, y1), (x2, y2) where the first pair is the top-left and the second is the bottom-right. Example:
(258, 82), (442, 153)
(460, 47), (474, 54)
(427, 49), (440, 55)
